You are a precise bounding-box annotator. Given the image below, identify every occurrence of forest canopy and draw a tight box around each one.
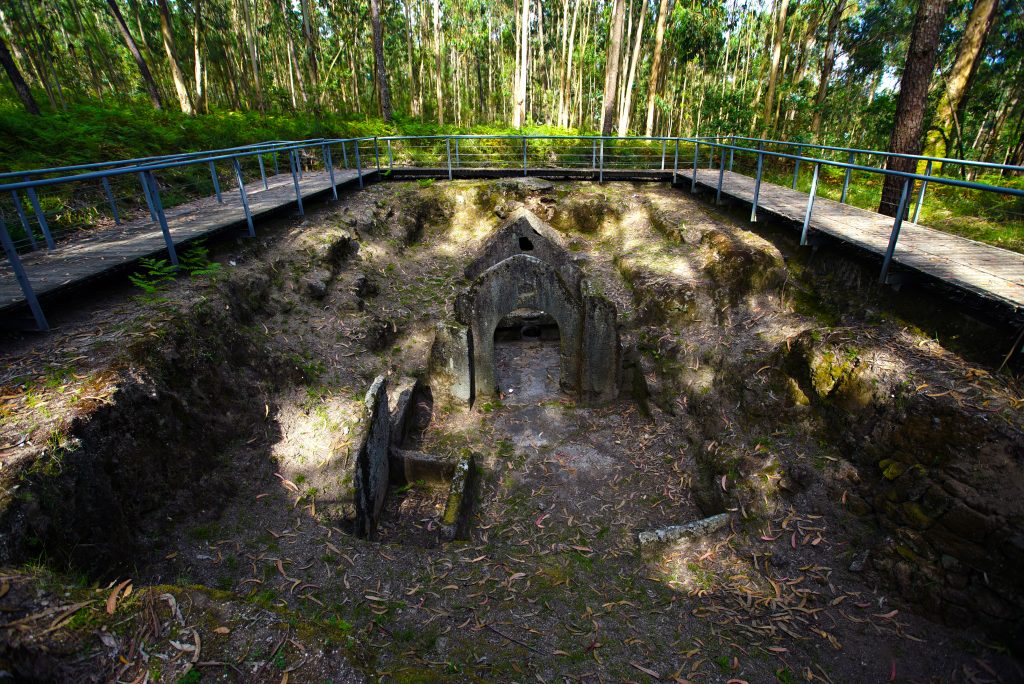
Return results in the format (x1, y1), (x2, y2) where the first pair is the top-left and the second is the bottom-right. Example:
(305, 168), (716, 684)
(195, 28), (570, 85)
(0, 0), (1021, 168)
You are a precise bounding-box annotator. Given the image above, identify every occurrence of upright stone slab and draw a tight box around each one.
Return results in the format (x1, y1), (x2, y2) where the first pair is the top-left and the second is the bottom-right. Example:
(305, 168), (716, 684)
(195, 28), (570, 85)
(580, 279), (620, 404)
(353, 375), (391, 538)
(428, 321), (473, 406)
(388, 376), (419, 447)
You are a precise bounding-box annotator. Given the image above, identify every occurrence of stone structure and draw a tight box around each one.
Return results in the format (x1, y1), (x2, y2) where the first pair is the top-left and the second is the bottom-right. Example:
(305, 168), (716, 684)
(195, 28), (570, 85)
(352, 375), (391, 538)
(430, 208), (620, 406)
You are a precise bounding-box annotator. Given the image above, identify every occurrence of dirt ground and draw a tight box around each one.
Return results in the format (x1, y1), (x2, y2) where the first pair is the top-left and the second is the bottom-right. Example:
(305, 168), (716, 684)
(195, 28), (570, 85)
(1, 179), (1022, 683)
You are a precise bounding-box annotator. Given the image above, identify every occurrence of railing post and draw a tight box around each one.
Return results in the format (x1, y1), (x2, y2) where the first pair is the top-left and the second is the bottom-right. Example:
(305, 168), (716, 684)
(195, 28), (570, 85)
(800, 163), (821, 245)
(139, 171), (158, 223)
(387, 139), (394, 172)
(672, 140), (679, 184)
(879, 178), (911, 284)
(288, 150), (304, 216)
(273, 150), (280, 175)
(258, 153), (268, 190)
(912, 159), (932, 224)
(792, 145), (802, 189)
(232, 158), (256, 237)
(355, 142), (363, 189)
(592, 139), (597, 169)
(342, 141), (349, 169)
(100, 176), (121, 225)
(0, 215), (48, 331)
(10, 190), (38, 250)
(296, 150), (303, 179)
(661, 139), (667, 171)
(446, 138), (453, 180)
(728, 144), (734, 172)
(716, 145), (726, 204)
(751, 151), (764, 222)
(374, 137), (381, 172)
(455, 138), (460, 168)
(599, 138), (605, 183)
(24, 179), (54, 249)
(841, 151), (854, 204)
(691, 142), (699, 193)
(522, 136), (528, 176)
(144, 171), (179, 266)
(209, 161), (222, 203)
(323, 144), (338, 200)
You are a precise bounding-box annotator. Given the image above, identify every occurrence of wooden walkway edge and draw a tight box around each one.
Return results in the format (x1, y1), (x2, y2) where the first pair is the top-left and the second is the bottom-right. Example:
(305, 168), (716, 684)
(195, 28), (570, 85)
(0, 168), (371, 315)
(677, 167), (1024, 313)
(2, 164), (1021, 324)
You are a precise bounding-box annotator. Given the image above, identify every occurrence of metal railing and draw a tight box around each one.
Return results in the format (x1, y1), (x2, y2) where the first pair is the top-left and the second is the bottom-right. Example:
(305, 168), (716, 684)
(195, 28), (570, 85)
(0, 136), (384, 330)
(2, 133), (1022, 332)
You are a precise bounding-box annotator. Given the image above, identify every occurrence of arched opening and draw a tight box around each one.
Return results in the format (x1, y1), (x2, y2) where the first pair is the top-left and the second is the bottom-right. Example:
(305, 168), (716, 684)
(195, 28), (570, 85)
(493, 308), (561, 404)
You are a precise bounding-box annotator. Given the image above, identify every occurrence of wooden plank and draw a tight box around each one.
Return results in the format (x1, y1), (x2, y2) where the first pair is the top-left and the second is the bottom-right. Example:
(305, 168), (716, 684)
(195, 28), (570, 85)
(0, 169), (367, 309)
(678, 167), (1024, 311)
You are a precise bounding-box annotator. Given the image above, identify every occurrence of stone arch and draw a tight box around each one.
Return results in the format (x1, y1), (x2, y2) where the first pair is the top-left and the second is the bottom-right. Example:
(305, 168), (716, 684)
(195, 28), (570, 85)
(457, 254), (582, 400)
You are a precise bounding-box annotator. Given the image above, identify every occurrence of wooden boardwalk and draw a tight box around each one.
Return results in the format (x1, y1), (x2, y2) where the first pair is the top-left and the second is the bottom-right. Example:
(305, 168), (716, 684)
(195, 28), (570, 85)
(0, 168), (370, 312)
(3, 162), (1022, 321)
(678, 167), (1024, 312)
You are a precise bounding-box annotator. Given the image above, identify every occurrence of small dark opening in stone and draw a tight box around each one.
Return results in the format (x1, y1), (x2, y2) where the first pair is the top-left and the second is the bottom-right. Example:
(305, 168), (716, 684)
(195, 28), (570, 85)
(521, 324), (542, 339)
(519, 236), (534, 251)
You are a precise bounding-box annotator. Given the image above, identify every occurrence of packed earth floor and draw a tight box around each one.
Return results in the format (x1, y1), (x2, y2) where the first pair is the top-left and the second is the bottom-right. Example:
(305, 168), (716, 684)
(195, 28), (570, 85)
(0, 178), (1022, 683)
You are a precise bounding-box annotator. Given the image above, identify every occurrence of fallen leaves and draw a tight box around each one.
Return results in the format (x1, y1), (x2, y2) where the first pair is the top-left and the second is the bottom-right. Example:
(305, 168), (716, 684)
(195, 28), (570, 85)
(106, 579), (132, 614)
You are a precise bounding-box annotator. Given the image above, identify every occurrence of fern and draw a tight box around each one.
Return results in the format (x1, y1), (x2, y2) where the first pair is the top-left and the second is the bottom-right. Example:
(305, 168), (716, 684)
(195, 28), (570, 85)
(180, 240), (222, 278)
(128, 257), (177, 293)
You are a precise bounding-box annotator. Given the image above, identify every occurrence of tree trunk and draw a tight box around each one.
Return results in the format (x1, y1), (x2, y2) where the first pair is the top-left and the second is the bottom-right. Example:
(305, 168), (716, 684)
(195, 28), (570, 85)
(617, 1), (645, 136)
(193, 0), (205, 113)
(924, 0), (1000, 159)
(368, 0), (393, 121)
(300, 0), (319, 106)
(811, 0), (845, 140)
(644, 0), (672, 137)
(512, 0), (530, 128)
(762, 0), (789, 136)
(105, 0), (163, 109)
(432, 0), (443, 124)
(157, 0), (195, 114)
(878, 0), (951, 217)
(0, 35), (39, 114)
(600, 0), (625, 136)
(240, 0), (264, 110)
(404, 0), (418, 116)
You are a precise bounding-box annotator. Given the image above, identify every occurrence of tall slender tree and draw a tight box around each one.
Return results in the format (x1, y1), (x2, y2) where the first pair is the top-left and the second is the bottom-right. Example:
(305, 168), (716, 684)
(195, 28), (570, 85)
(879, 0), (952, 216)
(369, 0), (393, 121)
(156, 0), (193, 114)
(924, 0), (1000, 159)
(105, 0), (162, 109)
(644, 0), (673, 136)
(0, 35), (39, 115)
(600, 0), (625, 136)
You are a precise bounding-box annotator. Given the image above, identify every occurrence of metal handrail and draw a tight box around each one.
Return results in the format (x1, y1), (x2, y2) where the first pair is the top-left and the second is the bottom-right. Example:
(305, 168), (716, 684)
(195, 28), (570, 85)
(0, 138), (370, 192)
(0, 138), (335, 180)
(2, 133), (1022, 334)
(698, 134), (1024, 173)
